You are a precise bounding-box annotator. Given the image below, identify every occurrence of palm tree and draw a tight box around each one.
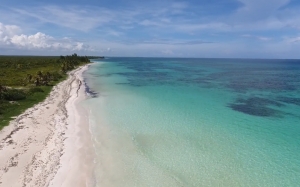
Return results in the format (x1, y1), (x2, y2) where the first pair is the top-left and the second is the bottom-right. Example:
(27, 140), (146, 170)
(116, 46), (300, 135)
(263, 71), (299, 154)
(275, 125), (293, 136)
(34, 77), (40, 86)
(61, 63), (67, 73)
(37, 71), (43, 78)
(26, 74), (33, 83)
(46, 72), (51, 80)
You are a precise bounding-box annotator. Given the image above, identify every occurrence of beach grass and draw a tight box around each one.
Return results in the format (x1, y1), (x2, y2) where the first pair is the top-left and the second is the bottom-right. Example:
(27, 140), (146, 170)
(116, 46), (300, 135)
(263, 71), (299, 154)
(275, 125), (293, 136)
(0, 86), (53, 129)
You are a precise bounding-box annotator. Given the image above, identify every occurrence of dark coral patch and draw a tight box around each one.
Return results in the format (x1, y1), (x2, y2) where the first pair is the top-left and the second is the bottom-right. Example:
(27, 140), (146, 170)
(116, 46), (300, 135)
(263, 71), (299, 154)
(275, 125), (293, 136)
(277, 97), (300, 106)
(229, 97), (284, 117)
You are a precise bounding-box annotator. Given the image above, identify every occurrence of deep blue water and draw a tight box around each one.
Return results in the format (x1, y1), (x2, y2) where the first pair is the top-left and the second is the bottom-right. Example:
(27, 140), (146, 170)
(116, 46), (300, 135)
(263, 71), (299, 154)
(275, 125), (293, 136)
(83, 58), (300, 186)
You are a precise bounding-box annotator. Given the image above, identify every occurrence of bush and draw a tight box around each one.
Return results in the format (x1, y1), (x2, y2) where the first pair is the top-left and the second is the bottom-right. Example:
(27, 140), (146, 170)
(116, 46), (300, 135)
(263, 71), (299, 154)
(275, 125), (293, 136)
(0, 100), (9, 114)
(28, 87), (44, 94)
(51, 72), (63, 81)
(3, 89), (26, 101)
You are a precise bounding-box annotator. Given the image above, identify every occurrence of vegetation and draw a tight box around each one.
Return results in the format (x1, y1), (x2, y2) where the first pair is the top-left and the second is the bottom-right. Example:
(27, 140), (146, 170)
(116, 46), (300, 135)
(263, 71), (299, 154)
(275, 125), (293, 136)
(88, 56), (104, 59)
(0, 54), (91, 129)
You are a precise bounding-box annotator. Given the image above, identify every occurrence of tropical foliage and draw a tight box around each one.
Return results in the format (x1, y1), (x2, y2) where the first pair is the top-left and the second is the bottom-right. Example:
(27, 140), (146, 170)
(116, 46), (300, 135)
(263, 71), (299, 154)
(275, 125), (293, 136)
(0, 54), (91, 129)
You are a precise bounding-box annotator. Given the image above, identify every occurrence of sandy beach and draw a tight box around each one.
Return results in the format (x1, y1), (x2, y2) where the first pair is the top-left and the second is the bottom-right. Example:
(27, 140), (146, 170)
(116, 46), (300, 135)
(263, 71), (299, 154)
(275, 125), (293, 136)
(0, 65), (94, 187)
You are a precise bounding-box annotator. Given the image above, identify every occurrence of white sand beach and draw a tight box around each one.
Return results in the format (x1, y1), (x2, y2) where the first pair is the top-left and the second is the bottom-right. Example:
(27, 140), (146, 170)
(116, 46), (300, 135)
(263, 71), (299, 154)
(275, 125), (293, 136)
(0, 65), (94, 187)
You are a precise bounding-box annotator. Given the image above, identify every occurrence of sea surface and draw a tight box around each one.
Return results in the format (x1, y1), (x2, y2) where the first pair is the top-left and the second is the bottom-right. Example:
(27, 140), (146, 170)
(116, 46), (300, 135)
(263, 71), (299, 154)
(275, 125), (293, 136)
(82, 58), (300, 187)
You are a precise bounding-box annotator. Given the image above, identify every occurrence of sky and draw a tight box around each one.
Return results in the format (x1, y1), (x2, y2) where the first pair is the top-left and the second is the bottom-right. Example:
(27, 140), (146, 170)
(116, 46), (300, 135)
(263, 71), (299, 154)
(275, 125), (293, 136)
(1, 0), (300, 58)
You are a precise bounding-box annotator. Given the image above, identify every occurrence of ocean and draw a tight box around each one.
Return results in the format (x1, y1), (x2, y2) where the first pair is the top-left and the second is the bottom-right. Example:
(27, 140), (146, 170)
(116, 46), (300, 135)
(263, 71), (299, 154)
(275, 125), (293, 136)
(82, 58), (300, 186)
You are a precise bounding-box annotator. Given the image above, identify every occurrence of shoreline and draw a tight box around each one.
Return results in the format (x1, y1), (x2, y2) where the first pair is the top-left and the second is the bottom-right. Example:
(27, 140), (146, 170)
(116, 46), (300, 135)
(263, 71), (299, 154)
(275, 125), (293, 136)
(0, 65), (94, 186)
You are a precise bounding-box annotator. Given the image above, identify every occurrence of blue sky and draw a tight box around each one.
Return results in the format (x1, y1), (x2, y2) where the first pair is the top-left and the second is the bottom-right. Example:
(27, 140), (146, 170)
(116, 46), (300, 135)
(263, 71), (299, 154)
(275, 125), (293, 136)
(1, 0), (300, 58)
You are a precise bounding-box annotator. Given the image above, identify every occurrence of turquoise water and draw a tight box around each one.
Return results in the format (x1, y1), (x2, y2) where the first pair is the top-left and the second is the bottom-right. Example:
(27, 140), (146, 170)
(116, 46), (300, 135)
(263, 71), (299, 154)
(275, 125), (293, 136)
(83, 58), (300, 186)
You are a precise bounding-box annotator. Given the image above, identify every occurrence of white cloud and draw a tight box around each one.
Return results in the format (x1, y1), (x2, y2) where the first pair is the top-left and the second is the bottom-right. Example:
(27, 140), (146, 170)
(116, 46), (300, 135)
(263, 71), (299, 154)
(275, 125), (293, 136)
(234, 0), (289, 22)
(284, 36), (300, 43)
(11, 32), (52, 48)
(241, 34), (272, 41)
(140, 20), (164, 27)
(6, 1), (299, 36)
(0, 22), (21, 44)
(229, 0), (300, 32)
(171, 2), (188, 9)
(161, 49), (174, 55)
(8, 3), (189, 32)
(174, 22), (232, 32)
(0, 22), (92, 51)
(12, 6), (114, 32)
(11, 32), (89, 51)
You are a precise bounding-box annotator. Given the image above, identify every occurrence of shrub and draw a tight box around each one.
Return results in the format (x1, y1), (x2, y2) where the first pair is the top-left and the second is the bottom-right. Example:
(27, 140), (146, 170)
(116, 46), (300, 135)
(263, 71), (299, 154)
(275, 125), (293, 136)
(28, 87), (44, 94)
(51, 72), (63, 81)
(3, 89), (26, 101)
(0, 100), (9, 114)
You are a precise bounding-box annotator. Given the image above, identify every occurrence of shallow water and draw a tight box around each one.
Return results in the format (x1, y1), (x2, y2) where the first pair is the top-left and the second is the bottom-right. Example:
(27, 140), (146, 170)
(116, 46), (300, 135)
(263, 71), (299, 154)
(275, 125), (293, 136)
(83, 58), (300, 187)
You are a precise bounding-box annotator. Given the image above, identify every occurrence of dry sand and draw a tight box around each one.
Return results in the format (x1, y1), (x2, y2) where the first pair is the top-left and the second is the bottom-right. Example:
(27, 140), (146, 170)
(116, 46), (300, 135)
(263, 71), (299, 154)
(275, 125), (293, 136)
(0, 65), (94, 187)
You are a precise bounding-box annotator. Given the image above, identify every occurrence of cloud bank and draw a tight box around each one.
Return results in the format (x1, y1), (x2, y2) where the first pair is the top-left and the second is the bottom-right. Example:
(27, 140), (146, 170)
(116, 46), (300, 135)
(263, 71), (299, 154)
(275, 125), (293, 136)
(0, 22), (91, 52)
